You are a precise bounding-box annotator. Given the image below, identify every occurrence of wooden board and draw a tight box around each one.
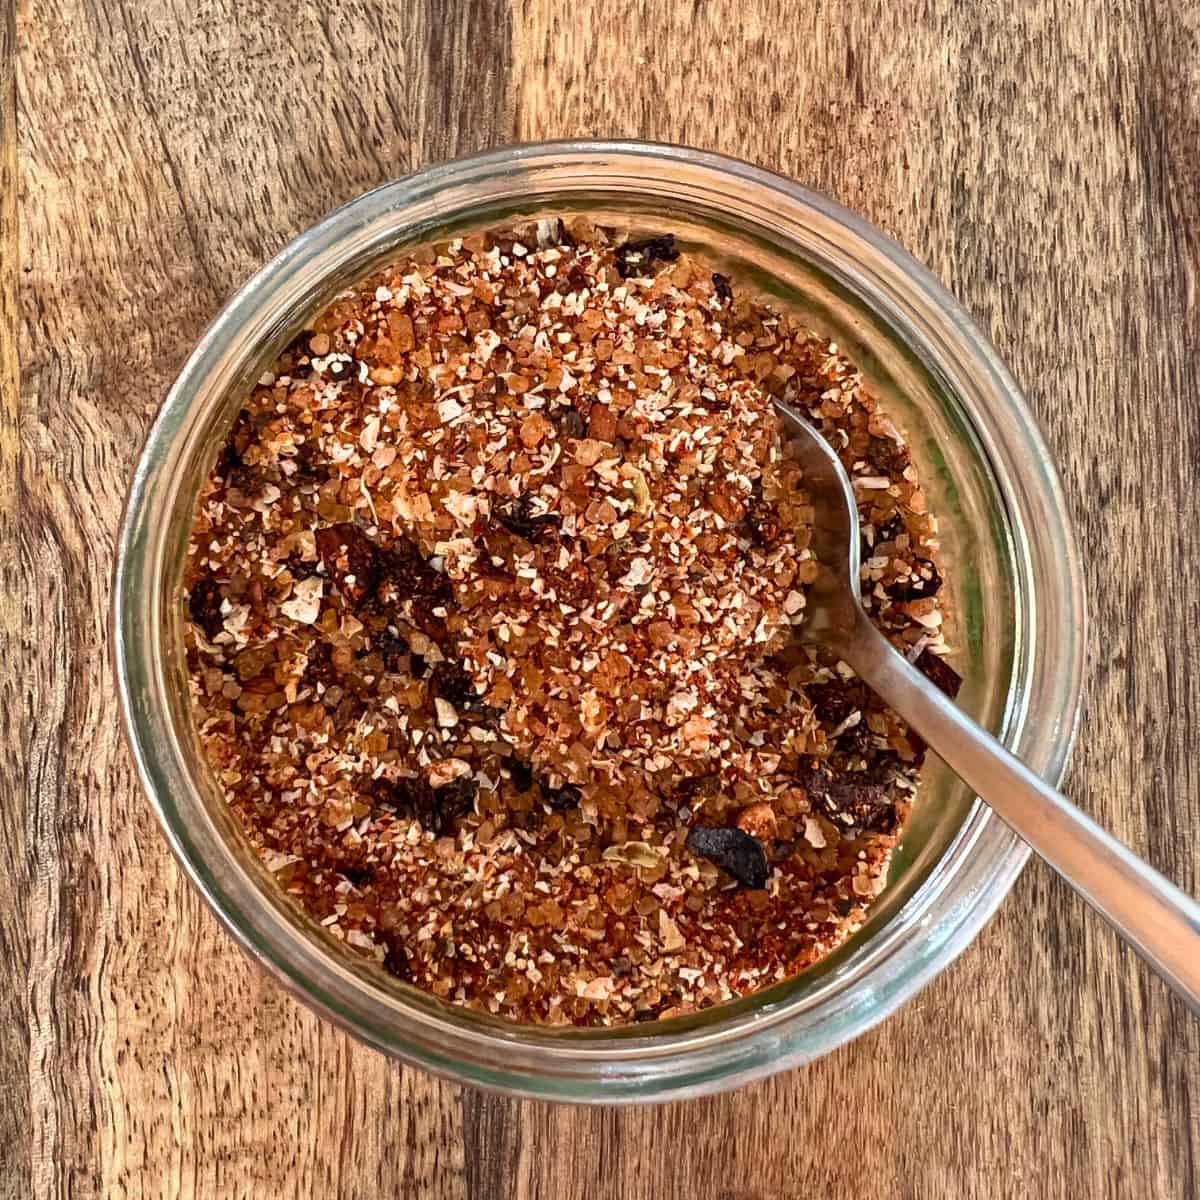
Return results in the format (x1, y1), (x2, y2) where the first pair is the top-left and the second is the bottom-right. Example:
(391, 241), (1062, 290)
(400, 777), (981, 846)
(7, 1), (1198, 1195)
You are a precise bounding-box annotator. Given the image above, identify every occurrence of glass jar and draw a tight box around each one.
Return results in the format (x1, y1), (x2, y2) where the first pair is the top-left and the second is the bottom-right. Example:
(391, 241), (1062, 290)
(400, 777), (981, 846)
(113, 142), (1085, 1102)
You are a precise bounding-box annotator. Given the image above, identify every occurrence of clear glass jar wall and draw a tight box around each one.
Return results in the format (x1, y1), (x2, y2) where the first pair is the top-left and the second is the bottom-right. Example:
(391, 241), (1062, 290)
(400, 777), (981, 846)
(114, 143), (1084, 1102)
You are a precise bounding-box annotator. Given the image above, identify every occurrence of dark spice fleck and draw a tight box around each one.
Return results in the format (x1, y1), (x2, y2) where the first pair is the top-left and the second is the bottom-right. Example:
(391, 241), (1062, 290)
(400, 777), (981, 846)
(915, 649), (962, 699)
(866, 435), (908, 476)
(806, 677), (868, 726)
(187, 576), (225, 639)
(429, 661), (494, 716)
(743, 498), (782, 548)
(872, 511), (905, 545)
(558, 405), (587, 439)
(676, 773), (722, 802)
(887, 557), (943, 602)
(217, 411), (252, 477)
(304, 639), (340, 688)
(316, 523), (382, 607)
(504, 758), (535, 792)
(544, 782), (582, 811)
(380, 930), (413, 981)
(614, 234), (679, 279)
(290, 437), (327, 484)
(366, 778), (402, 814)
(835, 721), (875, 759)
(283, 329), (315, 359)
(375, 535), (455, 610)
(508, 807), (542, 832)
(712, 272), (734, 304)
(685, 825), (769, 889)
(282, 332), (314, 379)
(340, 863), (373, 887)
(496, 494), (559, 542)
(798, 760), (898, 833)
(327, 357), (355, 382)
(369, 774), (476, 837)
(433, 776), (479, 836)
(373, 627), (410, 673)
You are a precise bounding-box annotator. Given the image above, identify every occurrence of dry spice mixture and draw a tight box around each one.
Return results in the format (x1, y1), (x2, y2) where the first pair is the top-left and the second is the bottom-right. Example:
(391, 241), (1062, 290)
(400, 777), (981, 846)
(184, 220), (961, 1026)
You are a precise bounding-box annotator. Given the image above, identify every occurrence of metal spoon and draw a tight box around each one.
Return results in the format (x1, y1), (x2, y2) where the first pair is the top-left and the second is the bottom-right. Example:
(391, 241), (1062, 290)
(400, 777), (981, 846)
(776, 400), (1200, 1014)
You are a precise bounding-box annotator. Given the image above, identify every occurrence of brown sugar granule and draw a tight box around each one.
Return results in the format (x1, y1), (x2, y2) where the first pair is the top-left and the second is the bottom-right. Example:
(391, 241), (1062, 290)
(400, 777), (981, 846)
(183, 219), (957, 1027)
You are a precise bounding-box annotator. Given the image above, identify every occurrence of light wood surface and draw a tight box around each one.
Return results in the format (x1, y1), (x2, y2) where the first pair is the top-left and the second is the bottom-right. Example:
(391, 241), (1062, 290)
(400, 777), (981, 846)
(8, 1), (1199, 1196)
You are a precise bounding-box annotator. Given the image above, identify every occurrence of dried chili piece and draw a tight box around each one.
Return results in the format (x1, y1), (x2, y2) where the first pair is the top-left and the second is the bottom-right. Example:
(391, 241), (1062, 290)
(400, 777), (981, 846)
(797, 760), (898, 833)
(915, 649), (962, 698)
(685, 826), (769, 889)
(503, 758), (534, 792)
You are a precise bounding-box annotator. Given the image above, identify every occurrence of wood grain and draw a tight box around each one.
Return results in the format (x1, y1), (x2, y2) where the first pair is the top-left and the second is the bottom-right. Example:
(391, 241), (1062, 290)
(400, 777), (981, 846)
(1, 0), (27, 1195)
(8, 0), (1199, 1197)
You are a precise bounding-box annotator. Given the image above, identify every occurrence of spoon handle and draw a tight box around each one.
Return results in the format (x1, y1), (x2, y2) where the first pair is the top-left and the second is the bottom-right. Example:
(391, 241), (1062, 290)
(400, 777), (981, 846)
(843, 611), (1200, 1016)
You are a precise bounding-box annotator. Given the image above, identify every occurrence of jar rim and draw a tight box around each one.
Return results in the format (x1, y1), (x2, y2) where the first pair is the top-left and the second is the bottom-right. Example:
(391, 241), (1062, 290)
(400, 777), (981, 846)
(113, 140), (1085, 1102)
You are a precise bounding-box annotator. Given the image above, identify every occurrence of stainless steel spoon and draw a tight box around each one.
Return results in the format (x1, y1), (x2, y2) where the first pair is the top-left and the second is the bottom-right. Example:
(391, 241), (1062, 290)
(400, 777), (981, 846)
(776, 400), (1200, 1014)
